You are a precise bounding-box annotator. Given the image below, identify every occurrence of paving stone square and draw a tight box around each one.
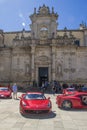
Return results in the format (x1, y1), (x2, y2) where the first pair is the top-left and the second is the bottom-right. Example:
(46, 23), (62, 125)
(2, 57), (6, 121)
(0, 92), (87, 130)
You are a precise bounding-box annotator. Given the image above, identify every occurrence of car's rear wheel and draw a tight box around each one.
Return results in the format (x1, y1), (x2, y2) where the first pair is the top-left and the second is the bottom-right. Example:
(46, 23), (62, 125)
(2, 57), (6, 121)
(62, 100), (72, 109)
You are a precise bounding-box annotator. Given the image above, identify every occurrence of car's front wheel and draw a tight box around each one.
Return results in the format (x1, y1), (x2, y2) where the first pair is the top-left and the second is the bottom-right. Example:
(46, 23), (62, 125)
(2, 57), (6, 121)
(62, 100), (72, 110)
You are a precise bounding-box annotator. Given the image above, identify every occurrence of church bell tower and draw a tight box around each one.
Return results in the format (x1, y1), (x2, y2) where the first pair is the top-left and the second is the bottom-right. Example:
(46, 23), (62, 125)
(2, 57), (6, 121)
(30, 4), (58, 39)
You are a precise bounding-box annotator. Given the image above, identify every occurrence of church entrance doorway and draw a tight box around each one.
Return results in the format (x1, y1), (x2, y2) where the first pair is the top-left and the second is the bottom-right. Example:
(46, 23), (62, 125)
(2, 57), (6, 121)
(38, 67), (48, 87)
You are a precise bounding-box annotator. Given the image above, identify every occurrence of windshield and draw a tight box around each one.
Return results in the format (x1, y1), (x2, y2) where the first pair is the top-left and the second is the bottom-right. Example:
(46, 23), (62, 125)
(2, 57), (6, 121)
(24, 94), (46, 100)
(0, 87), (9, 91)
(82, 87), (87, 91)
(67, 88), (75, 92)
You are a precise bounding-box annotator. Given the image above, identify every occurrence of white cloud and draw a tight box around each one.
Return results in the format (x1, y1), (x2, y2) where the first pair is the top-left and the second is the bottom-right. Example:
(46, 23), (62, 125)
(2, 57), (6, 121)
(19, 12), (26, 27)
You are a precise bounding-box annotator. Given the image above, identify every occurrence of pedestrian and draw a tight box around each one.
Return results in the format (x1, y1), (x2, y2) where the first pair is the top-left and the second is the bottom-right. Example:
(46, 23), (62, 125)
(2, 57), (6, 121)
(41, 82), (45, 93)
(52, 85), (56, 95)
(12, 83), (18, 99)
(44, 81), (48, 91)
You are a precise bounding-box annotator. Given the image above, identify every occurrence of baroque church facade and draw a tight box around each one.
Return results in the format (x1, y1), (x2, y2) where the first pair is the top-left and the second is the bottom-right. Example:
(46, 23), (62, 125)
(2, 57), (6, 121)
(0, 5), (87, 86)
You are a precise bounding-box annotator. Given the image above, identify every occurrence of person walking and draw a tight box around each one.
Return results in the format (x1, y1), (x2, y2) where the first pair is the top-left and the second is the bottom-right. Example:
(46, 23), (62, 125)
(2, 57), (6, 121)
(12, 83), (18, 99)
(52, 81), (56, 95)
(52, 85), (56, 95)
(41, 82), (45, 93)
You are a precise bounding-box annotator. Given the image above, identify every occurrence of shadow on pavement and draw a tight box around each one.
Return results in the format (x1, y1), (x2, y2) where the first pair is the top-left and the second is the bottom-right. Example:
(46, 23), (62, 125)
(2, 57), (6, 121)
(59, 108), (87, 112)
(21, 111), (56, 119)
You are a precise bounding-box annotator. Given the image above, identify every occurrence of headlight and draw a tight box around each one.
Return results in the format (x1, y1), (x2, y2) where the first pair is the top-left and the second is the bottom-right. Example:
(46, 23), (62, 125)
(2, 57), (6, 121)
(22, 101), (27, 106)
(48, 102), (51, 107)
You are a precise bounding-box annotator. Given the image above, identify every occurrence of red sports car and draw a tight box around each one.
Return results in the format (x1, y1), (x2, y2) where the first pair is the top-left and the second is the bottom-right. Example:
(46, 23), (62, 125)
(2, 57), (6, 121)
(63, 87), (77, 95)
(56, 92), (87, 109)
(79, 86), (87, 92)
(19, 92), (52, 115)
(0, 87), (12, 98)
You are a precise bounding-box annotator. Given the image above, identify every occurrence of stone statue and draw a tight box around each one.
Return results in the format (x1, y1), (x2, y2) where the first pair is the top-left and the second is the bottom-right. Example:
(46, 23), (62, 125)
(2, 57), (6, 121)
(57, 64), (62, 76)
(34, 8), (36, 14)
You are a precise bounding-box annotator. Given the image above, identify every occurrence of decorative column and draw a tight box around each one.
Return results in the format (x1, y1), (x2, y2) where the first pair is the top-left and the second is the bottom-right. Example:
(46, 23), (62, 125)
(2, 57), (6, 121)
(49, 64), (51, 82)
(31, 41), (36, 82)
(51, 39), (56, 80)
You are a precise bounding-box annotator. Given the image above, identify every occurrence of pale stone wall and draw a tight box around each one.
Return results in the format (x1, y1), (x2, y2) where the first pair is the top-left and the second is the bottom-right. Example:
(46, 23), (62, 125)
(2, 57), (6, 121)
(4, 30), (84, 47)
(0, 49), (11, 82)
(57, 30), (84, 46)
(76, 48), (87, 82)
(11, 48), (31, 82)
(72, 31), (84, 46)
(84, 30), (87, 46)
(4, 31), (31, 46)
(0, 30), (87, 85)
(4, 33), (16, 46)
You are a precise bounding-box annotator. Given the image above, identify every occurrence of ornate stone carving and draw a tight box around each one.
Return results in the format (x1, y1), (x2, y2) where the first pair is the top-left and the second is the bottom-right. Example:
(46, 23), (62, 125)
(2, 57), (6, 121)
(14, 33), (19, 40)
(25, 64), (30, 76)
(40, 30), (48, 39)
(35, 55), (50, 65)
(37, 39), (51, 45)
(38, 4), (50, 15)
(56, 64), (63, 76)
(63, 52), (75, 55)
(64, 68), (76, 73)
(36, 56), (48, 61)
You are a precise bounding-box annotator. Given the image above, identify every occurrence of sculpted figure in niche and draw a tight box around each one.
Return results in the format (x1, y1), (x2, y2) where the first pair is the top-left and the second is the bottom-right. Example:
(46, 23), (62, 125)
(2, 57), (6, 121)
(57, 64), (63, 76)
(24, 64), (30, 80)
(25, 64), (30, 75)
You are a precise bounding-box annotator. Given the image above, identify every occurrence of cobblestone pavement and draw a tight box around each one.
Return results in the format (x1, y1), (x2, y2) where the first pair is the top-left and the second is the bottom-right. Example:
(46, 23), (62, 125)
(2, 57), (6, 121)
(0, 92), (87, 130)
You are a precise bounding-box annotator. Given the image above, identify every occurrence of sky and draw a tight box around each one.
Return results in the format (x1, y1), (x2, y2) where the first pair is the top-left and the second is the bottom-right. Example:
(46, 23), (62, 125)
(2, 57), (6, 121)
(0, 0), (87, 32)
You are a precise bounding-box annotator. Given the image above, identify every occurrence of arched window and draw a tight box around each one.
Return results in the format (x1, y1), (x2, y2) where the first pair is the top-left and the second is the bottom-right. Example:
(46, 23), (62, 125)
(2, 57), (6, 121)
(40, 27), (48, 31)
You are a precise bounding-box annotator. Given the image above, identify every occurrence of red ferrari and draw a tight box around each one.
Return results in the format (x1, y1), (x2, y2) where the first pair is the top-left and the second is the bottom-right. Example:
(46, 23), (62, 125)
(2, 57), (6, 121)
(56, 92), (87, 109)
(0, 87), (12, 98)
(63, 87), (77, 95)
(19, 92), (52, 115)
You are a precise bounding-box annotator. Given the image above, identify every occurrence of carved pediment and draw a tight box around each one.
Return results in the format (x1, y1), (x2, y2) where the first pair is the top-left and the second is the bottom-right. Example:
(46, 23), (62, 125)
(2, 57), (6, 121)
(35, 56), (50, 63)
(38, 4), (50, 15)
(38, 56), (48, 61)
